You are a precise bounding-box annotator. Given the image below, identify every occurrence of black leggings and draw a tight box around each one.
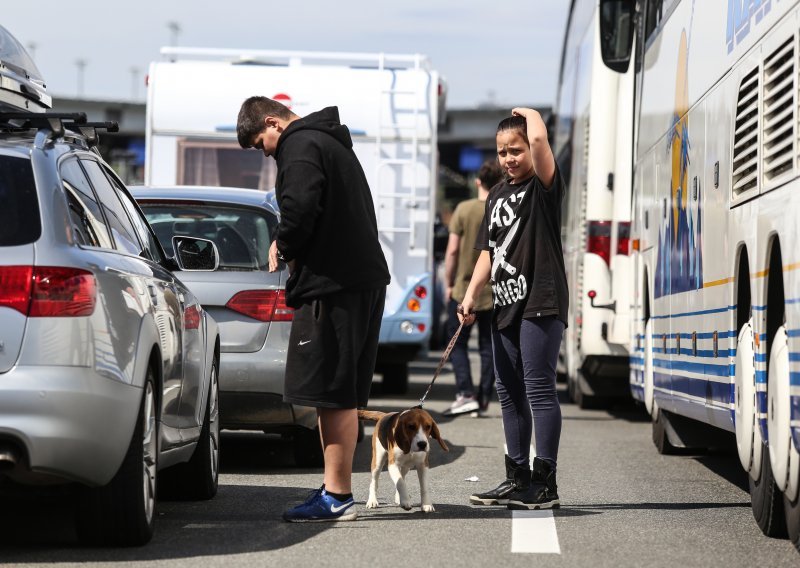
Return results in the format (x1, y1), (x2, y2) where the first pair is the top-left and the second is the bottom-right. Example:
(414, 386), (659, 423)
(492, 316), (565, 469)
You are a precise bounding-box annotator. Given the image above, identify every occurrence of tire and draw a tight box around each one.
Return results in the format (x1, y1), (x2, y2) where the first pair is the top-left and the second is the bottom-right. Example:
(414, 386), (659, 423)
(652, 409), (678, 456)
(75, 372), (158, 546)
(785, 492), (800, 552)
(749, 440), (788, 538)
(293, 427), (325, 468)
(381, 363), (409, 395)
(182, 358), (220, 500)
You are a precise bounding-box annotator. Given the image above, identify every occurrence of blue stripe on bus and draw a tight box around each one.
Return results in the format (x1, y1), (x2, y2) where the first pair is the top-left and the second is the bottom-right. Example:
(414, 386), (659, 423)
(654, 372), (733, 405)
(789, 353), (800, 363)
(791, 372), (800, 387)
(651, 306), (735, 320)
(653, 358), (732, 377)
(755, 353), (767, 363)
(753, 305), (767, 312)
(756, 370), (767, 383)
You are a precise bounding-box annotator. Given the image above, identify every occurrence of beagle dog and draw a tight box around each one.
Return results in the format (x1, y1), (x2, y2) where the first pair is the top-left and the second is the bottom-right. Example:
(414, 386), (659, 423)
(357, 408), (449, 513)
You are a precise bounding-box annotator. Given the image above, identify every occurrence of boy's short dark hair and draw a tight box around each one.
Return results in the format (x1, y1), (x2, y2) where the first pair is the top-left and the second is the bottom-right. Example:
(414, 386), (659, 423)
(496, 115), (528, 142)
(477, 160), (503, 190)
(236, 96), (294, 148)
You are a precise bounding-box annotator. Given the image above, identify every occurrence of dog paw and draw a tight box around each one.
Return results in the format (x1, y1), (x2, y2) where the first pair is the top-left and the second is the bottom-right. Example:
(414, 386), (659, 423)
(366, 497), (379, 509)
(400, 501), (413, 511)
(421, 504), (435, 513)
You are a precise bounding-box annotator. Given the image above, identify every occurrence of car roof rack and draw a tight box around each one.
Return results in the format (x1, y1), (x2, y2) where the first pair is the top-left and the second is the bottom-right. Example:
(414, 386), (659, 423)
(63, 121), (120, 147)
(0, 111), (118, 146)
(0, 111), (86, 138)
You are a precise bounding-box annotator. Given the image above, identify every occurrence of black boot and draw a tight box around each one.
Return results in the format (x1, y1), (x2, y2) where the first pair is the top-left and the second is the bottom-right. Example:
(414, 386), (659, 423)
(507, 457), (560, 510)
(470, 455), (530, 505)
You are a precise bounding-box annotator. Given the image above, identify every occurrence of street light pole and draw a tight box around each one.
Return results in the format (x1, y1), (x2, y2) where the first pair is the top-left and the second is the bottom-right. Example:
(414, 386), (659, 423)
(75, 58), (87, 98)
(167, 21), (181, 47)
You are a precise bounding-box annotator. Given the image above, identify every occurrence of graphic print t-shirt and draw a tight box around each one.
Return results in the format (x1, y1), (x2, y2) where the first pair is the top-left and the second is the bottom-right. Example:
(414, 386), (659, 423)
(476, 169), (569, 330)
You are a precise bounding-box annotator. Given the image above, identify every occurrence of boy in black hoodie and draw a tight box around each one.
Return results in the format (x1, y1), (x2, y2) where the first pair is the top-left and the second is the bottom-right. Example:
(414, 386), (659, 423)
(237, 97), (390, 522)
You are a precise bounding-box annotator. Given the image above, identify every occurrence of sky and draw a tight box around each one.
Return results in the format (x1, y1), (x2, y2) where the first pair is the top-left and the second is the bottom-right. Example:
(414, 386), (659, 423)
(4, 1), (569, 110)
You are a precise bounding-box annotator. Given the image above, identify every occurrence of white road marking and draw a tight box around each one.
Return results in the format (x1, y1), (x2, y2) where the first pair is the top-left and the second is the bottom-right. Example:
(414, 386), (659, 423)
(503, 444), (561, 555)
(511, 510), (561, 554)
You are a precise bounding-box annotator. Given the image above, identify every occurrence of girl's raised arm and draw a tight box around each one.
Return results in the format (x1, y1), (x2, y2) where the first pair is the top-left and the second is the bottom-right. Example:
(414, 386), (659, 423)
(512, 107), (556, 188)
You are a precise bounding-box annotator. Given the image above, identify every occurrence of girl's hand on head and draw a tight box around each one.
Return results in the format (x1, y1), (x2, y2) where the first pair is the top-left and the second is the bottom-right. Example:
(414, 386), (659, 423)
(512, 107), (538, 120)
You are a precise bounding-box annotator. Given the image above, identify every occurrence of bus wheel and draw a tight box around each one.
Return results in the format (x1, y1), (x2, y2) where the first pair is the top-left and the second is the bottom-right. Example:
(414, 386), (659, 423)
(784, 491), (800, 552)
(643, 319), (657, 418)
(768, 325), (792, 493)
(749, 439), (788, 538)
(735, 318), (759, 474)
(652, 409), (677, 455)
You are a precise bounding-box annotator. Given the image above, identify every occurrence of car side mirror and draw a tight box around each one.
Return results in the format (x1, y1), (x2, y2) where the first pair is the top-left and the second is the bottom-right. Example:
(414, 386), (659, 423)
(172, 236), (219, 271)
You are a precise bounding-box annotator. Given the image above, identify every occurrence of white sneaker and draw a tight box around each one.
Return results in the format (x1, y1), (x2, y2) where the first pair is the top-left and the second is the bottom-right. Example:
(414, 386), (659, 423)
(449, 394), (479, 415)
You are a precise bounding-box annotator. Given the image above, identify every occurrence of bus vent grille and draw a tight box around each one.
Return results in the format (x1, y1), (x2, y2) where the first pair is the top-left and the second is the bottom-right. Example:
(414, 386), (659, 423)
(762, 36), (795, 184)
(732, 67), (760, 195)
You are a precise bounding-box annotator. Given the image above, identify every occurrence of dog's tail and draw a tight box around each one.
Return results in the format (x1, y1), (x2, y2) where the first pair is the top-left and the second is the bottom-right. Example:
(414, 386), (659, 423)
(357, 409), (387, 422)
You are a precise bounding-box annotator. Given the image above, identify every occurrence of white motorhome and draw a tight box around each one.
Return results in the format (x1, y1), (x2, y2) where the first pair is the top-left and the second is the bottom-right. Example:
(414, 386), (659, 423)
(552, 0), (634, 408)
(562, 0), (800, 550)
(145, 47), (445, 393)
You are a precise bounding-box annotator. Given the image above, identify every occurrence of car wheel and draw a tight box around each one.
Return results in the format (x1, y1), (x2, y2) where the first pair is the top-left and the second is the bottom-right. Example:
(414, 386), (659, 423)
(749, 439), (788, 538)
(161, 358), (220, 500)
(381, 363), (409, 395)
(75, 370), (158, 546)
(293, 427), (324, 468)
(182, 358), (220, 500)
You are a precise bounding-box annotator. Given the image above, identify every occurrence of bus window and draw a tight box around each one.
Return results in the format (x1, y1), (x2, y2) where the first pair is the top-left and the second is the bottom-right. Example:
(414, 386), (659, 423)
(644, 0), (664, 43)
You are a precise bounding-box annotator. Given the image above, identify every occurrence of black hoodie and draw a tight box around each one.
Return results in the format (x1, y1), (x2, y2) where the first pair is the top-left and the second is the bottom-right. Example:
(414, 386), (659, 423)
(274, 106), (390, 307)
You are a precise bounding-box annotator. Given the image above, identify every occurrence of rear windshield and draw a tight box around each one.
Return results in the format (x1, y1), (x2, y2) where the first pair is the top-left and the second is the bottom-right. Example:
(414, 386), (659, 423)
(0, 155), (40, 246)
(140, 203), (275, 271)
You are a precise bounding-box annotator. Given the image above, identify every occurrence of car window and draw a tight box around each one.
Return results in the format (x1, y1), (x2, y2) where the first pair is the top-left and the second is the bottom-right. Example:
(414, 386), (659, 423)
(103, 166), (165, 263)
(81, 159), (143, 256)
(0, 155), (41, 246)
(60, 158), (113, 249)
(140, 202), (274, 271)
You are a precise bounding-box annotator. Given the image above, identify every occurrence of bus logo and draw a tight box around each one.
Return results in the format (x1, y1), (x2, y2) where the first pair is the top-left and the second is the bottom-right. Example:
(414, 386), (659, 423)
(727, 0), (773, 53)
(655, 30), (703, 298)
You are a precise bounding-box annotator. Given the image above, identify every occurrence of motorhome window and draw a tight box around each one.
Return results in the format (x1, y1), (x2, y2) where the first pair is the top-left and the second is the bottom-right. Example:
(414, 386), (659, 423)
(0, 156), (40, 246)
(600, 1), (634, 62)
(81, 159), (143, 256)
(178, 140), (277, 190)
(60, 158), (113, 249)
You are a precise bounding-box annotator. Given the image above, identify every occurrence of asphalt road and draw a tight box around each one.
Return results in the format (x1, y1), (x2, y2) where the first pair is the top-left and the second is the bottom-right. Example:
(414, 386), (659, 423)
(1, 349), (799, 567)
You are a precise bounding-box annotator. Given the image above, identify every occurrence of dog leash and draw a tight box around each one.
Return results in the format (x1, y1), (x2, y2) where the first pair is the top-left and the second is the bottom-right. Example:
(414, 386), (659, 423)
(415, 318), (464, 409)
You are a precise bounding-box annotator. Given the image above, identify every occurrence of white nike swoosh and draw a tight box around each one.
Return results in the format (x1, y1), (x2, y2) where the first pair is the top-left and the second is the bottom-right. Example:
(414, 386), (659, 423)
(330, 501), (352, 513)
(299, 340), (311, 346)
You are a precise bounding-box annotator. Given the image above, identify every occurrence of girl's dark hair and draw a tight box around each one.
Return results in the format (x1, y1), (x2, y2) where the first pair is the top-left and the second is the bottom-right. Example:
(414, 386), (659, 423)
(236, 96), (294, 148)
(496, 115), (528, 142)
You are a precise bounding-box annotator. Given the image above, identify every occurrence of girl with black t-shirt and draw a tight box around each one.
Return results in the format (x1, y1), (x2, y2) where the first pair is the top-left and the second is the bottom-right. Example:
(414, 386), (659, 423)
(458, 108), (568, 510)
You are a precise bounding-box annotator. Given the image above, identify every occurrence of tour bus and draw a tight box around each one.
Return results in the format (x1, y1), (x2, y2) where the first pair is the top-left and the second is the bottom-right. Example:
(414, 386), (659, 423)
(552, 1), (635, 408)
(145, 47), (446, 393)
(559, 0), (800, 550)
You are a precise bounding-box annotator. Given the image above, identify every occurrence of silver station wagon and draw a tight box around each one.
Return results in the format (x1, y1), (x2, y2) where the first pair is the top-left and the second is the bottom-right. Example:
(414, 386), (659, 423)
(0, 26), (221, 546)
(131, 186), (326, 466)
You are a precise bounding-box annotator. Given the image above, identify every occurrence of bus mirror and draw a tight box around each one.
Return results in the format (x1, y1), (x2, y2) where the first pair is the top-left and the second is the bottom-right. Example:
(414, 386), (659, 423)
(599, 0), (635, 73)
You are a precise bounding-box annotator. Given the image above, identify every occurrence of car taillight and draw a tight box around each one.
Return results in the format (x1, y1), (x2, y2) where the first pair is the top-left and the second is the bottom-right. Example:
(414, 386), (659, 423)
(587, 221), (612, 266)
(226, 290), (294, 322)
(414, 285), (427, 299)
(617, 221), (631, 256)
(0, 266), (97, 317)
(184, 304), (201, 330)
(0, 266), (33, 314)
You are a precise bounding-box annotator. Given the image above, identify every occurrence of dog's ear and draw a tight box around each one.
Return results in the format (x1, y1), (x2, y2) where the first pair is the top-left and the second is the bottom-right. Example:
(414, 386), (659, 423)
(391, 415), (413, 454)
(430, 421), (449, 451)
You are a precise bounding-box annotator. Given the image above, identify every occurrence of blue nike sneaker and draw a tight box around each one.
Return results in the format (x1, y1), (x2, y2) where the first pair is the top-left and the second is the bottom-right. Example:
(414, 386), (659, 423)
(283, 486), (357, 522)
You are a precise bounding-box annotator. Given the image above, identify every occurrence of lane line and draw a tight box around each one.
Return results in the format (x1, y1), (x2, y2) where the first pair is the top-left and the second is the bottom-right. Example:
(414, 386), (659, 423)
(503, 444), (561, 554)
(511, 510), (561, 554)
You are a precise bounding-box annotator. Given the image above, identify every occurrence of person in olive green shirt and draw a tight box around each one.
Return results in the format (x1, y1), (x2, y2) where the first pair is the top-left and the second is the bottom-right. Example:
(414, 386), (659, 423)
(444, 160), (503, 415)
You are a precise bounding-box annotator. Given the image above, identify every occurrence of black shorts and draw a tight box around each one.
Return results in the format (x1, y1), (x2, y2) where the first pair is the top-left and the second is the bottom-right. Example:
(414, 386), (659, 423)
(283, 287), (386, 409)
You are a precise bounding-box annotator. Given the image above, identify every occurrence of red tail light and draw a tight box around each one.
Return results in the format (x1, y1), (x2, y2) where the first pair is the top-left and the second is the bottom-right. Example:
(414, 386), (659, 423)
(0, 266), (96, 317)
(226, 290), (294, 322)
(0, 266), (33, 314)
(587, 221), (612, 266)
(184, 304), (201, 330)
(617, 222), (631, 256)
(414, 285), (427, 299)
